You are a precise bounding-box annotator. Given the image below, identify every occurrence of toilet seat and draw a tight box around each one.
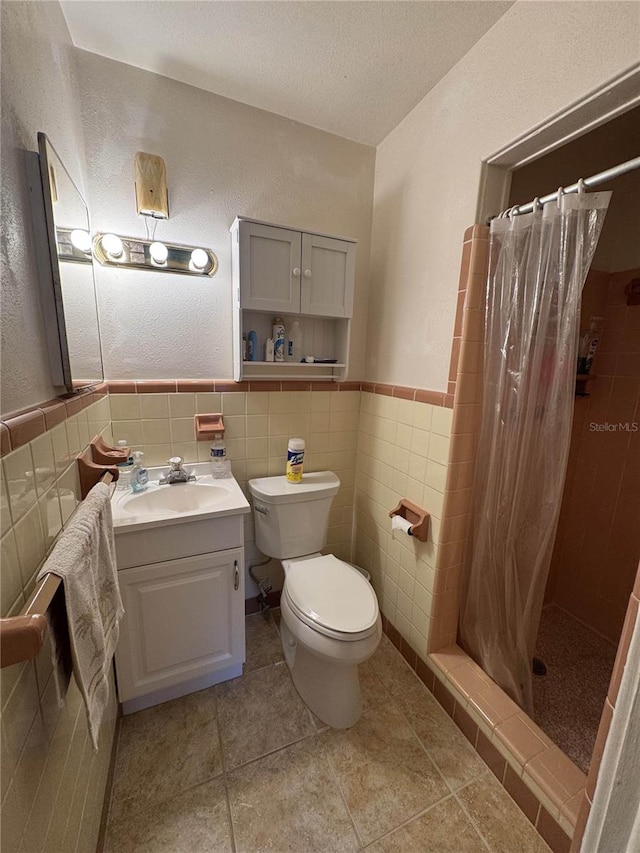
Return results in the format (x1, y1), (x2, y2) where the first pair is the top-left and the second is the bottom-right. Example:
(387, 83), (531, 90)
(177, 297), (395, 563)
(283, 554), (379, 641)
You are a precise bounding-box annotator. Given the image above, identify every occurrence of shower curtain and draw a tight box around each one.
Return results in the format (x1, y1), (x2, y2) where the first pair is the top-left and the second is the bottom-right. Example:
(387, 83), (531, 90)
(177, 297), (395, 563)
(459, 191), (611, 714)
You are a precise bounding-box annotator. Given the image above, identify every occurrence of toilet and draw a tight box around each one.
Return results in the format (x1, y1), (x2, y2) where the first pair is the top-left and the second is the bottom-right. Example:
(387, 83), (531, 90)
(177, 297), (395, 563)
(248, 471), (381, 728)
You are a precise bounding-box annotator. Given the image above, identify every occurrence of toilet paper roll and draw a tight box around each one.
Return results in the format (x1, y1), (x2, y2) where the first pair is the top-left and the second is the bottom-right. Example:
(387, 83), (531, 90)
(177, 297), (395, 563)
(391, 515), (413, 540)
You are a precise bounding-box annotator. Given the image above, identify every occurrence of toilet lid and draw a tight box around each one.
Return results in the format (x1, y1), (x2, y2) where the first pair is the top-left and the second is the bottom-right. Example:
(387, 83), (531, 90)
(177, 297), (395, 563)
(285, 554), (378, 634)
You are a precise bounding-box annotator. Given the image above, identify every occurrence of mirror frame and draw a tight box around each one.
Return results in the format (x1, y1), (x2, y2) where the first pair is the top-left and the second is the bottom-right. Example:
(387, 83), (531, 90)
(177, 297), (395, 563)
(33, 132), (103, 393)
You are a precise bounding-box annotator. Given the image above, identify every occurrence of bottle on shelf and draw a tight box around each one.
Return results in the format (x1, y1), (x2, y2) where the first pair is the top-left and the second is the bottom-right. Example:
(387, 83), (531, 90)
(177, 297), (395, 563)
(273, 317), (285, 362)
(210, 433), (231, 478)
(577, 316), (604, 375)
(285, 320), (303, 363)
(247, 330), (258, 362)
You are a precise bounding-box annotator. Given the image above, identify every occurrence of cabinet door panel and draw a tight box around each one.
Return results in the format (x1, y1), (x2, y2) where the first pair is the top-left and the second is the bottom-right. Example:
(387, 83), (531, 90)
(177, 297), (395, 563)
(301, 234), (355, 318)
(115, 549), (244, 702)
(240, 222), (301, 313)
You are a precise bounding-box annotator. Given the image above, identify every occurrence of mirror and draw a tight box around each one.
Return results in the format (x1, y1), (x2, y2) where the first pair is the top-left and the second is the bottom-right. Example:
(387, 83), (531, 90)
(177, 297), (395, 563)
(33, 132), (103, 392)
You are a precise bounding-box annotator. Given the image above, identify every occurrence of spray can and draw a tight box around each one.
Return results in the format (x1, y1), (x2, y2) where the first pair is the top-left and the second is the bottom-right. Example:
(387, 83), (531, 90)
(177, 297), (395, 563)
(273, 317), (285, 362)
(286, 438), (305, 483)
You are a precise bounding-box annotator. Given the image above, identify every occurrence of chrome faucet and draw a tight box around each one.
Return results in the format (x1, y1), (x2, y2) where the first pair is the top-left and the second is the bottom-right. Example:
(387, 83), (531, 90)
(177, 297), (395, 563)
(159, 456), (196, 485)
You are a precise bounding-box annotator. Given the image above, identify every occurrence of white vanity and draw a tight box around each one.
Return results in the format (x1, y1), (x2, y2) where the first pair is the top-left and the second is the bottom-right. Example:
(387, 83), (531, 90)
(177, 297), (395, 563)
(110, 463), (250, 714)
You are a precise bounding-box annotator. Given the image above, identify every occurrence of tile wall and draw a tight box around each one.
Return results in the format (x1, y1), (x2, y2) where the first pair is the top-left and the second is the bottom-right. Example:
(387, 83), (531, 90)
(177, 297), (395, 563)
(108, 384), (361, 581)
(547, 267), (640, 642)
(1, 393), (117, 852)
(354, 391), (453, 661)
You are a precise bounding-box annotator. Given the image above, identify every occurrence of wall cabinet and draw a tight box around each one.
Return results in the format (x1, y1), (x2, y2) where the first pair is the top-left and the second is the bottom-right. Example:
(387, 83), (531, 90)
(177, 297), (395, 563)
(231, 217), (356, 381)
(115, 544), (245, 714)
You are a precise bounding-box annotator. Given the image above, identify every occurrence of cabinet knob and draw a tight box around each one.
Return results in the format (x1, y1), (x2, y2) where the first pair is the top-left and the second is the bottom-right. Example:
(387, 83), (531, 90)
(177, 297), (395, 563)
(292, 267), (300, 276)
(303, 269), (312, 279)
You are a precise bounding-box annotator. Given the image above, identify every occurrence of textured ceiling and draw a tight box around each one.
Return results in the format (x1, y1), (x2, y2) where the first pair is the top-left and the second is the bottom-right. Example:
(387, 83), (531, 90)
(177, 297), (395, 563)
(61, 0), (514, 145)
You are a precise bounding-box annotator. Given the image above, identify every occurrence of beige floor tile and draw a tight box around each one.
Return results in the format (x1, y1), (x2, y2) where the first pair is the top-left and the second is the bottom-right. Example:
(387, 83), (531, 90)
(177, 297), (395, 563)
(227, 737), (360, 852)
(396, 683), (487, 791)
(216, 661), (315, 770)
(105, 778), (232, 853)
(365, 795), (487, 852)
(457, 774), (551, 853)
(361, 635), (421, 698)
(360, 658), (390, 713)
(322, 702), (449, 845)
(244, 611), (284, 673)
(109, 688), (222, 825)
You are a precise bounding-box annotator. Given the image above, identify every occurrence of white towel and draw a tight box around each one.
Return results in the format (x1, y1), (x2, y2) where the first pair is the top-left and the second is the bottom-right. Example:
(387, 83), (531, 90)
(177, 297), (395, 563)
(38, 481), (124, 750)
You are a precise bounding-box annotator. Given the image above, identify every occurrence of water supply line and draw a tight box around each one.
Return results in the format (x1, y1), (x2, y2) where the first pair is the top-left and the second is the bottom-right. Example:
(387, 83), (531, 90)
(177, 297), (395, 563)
(248, 556), (273, 612)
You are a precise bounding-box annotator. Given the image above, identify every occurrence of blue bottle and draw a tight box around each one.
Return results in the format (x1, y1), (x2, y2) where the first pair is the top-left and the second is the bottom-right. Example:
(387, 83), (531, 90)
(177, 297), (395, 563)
(247, 330), (258, 361)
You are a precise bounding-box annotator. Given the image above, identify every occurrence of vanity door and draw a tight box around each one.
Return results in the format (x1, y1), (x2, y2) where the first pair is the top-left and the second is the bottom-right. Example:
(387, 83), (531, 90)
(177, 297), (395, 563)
(115, 548), (245, 707)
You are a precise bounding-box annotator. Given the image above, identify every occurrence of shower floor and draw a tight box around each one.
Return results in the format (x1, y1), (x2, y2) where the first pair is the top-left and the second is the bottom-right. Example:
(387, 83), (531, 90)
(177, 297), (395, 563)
(533, 605), (617, 774)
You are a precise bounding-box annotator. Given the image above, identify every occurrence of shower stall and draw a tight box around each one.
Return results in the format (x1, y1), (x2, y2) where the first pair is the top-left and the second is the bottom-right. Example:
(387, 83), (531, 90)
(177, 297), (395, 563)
(458, 108), (640, 779)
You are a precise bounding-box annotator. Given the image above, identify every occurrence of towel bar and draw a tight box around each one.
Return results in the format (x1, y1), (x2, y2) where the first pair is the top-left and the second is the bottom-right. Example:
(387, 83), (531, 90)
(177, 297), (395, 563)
(0, 470), (115, 668)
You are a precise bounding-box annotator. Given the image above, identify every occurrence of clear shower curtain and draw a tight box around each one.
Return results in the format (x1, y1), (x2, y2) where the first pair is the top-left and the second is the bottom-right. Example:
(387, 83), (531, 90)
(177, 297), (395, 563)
(459, 191), (611, 714)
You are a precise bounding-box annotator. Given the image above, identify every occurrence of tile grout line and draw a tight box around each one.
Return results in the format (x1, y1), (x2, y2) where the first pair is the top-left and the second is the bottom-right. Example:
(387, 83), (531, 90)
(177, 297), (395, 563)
(319, 734), (366, 850)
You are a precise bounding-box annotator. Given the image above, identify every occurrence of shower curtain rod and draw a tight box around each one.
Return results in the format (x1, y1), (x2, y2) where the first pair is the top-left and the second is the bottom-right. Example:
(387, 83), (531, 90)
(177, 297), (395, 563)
(498, 154), (640, 218)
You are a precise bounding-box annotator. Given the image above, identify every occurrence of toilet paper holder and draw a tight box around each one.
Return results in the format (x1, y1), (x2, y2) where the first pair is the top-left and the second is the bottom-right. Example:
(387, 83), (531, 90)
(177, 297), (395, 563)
(389, 499), (430, 542)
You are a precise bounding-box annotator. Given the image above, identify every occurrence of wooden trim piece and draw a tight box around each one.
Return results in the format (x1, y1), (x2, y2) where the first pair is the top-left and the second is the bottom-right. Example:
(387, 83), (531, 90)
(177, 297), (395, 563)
(0, 614), (48, 668)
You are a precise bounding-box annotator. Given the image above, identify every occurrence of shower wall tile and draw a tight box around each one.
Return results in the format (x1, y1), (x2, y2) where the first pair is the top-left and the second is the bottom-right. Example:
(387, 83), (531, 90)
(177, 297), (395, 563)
(548, 267), (640, 642)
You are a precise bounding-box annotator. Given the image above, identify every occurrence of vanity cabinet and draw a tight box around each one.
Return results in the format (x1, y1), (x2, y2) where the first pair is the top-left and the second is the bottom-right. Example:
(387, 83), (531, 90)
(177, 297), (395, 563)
(113, 506), (247, 714)
(231, 217), (356, 382)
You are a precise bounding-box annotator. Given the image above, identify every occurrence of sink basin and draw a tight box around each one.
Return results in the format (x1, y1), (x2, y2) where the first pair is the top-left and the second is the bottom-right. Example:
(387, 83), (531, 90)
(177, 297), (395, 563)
(122, 482), (230, 516)
(111, 463), (250, 532)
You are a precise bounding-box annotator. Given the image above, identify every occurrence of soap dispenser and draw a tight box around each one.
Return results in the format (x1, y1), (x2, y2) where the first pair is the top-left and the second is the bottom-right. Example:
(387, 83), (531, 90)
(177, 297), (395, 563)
(130, 451), (149, 492)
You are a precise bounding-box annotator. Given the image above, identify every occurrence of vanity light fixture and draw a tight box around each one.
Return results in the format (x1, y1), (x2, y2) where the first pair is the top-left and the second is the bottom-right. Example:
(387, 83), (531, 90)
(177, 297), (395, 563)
(149, 241), (169, 265)
(55, 227), (93, 263)
(92, 232), (218, 277)
(190, 248), (209, 271)
(101, 233), (124, 259)
(70, 229), (92, 253)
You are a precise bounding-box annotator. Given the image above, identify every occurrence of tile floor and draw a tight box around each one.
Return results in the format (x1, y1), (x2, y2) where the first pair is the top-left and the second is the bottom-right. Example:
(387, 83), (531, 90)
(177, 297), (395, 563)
(103, 611), (551, 852)
(533, 604), (617, 773)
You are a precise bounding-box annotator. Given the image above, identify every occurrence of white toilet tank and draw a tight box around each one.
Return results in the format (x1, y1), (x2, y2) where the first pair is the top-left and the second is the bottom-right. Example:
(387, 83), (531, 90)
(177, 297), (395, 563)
(248, 471), (340, 559)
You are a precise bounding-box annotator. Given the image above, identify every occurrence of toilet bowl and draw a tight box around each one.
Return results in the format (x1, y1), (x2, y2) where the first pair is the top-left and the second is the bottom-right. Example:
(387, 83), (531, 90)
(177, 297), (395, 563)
(248, 472), (381, 728)
(280, 553), (382, 728)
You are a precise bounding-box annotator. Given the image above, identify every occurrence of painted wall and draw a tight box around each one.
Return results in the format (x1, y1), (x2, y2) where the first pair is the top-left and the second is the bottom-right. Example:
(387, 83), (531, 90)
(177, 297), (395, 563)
(0, 1), (88, 414)
(509, 107), (640, 273)
(75, 51), (375, 383)
(366, 1), (640, 392)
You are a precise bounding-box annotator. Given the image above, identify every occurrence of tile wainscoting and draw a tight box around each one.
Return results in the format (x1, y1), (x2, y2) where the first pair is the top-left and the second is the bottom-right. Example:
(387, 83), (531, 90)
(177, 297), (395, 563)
(1, 393), (117, 852)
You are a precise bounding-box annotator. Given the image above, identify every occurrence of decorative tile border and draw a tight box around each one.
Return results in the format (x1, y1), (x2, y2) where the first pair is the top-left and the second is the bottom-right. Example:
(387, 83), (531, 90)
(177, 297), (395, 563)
(0, 383), (108, 454)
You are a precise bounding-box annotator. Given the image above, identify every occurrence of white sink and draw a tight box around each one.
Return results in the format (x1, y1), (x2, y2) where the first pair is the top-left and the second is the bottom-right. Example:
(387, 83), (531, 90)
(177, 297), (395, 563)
(111, 463), (250, 532)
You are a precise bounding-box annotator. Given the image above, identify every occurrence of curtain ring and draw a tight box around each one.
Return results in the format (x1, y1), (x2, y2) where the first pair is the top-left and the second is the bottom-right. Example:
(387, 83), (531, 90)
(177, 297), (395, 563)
(556, 186), (564, 207)
(508, 204), (519, 220)
(577, 178), (586, 194)
(532, 196), (541, 212)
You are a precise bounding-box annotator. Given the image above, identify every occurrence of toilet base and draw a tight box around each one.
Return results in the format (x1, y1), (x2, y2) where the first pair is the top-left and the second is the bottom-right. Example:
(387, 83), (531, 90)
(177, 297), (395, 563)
(279, 603), (381, 729)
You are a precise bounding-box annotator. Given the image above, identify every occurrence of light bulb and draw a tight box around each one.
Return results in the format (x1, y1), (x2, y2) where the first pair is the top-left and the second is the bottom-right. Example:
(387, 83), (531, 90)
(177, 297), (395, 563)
(70, 229), (92, 253)
(149, 241), (168, 264)
(101, 233), (124, 258)
(190, 248), (209, 270)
